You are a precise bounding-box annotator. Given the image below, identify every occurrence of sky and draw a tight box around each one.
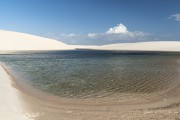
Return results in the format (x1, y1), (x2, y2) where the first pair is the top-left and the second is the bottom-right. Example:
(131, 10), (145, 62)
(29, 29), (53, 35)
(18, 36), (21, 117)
(0, 0), (180, 45)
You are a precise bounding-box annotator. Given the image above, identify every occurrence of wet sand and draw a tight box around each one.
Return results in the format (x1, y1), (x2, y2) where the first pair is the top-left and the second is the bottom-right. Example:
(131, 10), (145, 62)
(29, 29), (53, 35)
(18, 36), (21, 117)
(1, 64), (180, 120)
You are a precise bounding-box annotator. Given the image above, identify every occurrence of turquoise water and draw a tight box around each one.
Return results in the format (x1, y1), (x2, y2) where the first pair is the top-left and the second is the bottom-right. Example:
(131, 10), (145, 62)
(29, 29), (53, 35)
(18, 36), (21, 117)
(0, 51), (180, 103)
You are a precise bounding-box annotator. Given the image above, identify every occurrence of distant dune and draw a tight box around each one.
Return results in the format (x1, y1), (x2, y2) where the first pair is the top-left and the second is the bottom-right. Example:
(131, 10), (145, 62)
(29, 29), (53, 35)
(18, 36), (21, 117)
(0, 30), (180, 52)
(90, 41), (180, 52)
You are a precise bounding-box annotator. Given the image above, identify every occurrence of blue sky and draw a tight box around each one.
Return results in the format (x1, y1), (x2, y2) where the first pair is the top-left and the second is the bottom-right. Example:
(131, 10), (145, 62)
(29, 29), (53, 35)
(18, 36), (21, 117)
(0, 0), (180, 45)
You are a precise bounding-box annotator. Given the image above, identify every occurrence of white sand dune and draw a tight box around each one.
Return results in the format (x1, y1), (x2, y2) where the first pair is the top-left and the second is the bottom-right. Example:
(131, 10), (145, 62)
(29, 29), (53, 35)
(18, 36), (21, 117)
(90, 41), (180, 52)
(1, 30), (180, 52)
(0, 30), (74, 51)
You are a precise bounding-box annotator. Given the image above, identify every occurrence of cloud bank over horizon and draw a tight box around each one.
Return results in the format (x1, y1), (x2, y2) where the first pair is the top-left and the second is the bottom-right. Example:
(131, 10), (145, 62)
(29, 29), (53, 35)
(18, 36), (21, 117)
(48, 23), (162, 45)
(169, 13), (180, 21)
(49, 23), (160, 45)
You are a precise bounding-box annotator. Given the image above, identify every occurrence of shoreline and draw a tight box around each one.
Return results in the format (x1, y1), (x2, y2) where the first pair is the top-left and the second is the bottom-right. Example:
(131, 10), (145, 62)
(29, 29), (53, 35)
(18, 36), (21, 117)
(1, 64), (180, 120)
(0, 65), (39, 120)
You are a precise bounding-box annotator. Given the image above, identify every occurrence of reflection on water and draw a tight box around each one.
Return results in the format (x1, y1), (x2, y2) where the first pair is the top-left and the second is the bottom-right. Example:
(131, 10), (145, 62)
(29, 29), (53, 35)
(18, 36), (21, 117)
(0, 51), (180, 103)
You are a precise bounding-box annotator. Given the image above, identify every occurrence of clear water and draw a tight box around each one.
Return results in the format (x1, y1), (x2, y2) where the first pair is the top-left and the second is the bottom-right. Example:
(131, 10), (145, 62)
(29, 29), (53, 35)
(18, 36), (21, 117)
(0, 51), (180, 103)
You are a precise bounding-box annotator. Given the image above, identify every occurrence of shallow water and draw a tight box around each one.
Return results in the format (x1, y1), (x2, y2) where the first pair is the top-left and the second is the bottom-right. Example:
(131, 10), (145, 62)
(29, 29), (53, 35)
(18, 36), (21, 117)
(0, 50), (180, 103)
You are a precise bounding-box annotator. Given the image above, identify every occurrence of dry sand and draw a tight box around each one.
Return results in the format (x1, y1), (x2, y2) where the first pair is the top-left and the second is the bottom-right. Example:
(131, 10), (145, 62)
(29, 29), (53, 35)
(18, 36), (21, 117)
(1, 64), (180, 120)
(1, 30), (180, 52)
(0, 30), (74, 51)
(0, 65), (37, 120)
(0, 30), (97, 52)
(90, 41), (180, 52)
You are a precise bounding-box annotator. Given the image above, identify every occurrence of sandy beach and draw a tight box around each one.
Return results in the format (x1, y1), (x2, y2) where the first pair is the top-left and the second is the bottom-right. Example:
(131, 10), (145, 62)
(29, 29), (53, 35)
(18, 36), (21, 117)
(1, 64), (180, 120)
(0, 65), (37, 120)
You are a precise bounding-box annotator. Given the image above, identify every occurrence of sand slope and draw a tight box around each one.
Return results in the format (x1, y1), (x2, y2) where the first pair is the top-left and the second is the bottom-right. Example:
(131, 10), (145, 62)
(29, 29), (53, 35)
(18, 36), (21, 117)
(0, 30), (74, 50)
(0, 65), (36, 120)
(1, 30), (180, 52)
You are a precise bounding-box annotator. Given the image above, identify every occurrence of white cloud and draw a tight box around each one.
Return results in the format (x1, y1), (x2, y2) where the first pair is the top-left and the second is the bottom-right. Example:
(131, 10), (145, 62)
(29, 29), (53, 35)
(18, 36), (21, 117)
(88, 33), (97, 37)
(106, 23), (129, 34)
(104, 23), (150, 42)
(64, 33), (78, 37)
(169, 13), (180, 21)
(50, 23), (157, 45)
